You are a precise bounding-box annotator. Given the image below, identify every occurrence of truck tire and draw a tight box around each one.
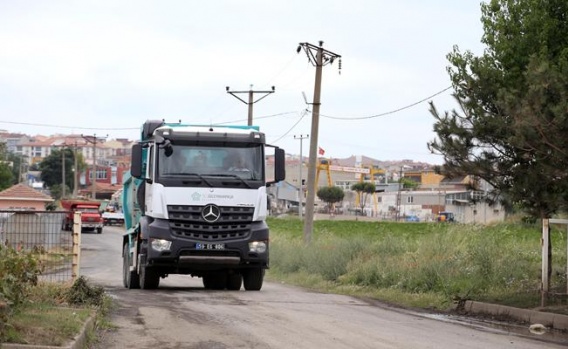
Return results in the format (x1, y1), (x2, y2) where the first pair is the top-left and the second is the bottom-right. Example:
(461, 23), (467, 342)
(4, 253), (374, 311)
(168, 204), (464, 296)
(226, 273), (242, 291)
(140, 265), (160, 289)
(202, 274), (227, 290)
(243, 268), (264, 291)
(123, 244), (140, 289)
(96, 227), (102, 234)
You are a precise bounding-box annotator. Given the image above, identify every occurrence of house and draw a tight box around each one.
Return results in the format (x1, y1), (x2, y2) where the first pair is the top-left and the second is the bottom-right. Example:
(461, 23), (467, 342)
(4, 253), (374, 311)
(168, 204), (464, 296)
(0, 183), (54, 210)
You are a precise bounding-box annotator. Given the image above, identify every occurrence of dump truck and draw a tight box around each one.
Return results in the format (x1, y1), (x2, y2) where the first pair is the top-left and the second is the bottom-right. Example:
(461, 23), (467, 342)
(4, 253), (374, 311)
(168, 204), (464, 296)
(61, 199), (104, 234)
(122, 120), (285, 290)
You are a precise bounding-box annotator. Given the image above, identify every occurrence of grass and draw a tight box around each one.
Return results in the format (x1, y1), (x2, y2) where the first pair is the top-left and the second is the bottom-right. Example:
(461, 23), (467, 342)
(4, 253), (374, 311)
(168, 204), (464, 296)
(267, 217), (568, 313)
(5, 305), (93, 346)
(1, 278), (112, 346)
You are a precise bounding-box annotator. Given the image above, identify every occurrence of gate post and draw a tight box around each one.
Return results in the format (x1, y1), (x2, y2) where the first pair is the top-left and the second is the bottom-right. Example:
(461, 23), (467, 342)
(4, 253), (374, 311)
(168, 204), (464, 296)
(72, 211), (82, 282)
(541, 218), (549, 307)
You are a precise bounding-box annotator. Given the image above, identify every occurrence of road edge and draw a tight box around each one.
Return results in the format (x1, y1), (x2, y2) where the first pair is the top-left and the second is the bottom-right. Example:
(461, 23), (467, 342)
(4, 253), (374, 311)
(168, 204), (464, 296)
(1, 312), (96, 349)
(457, 300), (568, 332)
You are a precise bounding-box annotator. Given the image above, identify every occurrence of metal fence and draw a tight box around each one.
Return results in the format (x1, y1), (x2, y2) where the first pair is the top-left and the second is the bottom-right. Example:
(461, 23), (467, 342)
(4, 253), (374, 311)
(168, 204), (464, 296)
(0, 210), (81, 283)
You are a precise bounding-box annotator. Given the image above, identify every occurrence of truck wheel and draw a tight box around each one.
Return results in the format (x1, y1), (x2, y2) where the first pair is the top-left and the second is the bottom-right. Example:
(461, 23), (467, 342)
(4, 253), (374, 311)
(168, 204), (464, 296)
(226, 273), (242, 291)
(243, 268), (264, 291)
(140, 265), (160, 289)
(123, 244), (140, 289)
(202, 274), (227, 290)
(96, 227), (103, 234)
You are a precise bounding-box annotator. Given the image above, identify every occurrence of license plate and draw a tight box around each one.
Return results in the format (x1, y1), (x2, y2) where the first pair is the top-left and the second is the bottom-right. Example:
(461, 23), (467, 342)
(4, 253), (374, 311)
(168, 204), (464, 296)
(195, 243), (225, 250)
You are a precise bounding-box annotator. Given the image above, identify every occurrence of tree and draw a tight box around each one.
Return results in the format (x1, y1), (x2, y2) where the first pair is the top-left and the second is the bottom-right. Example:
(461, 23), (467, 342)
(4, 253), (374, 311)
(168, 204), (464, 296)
(351, 182), (376, 216)
(39, 148), (76, 196)
(400, 178), (419, 190)
(317, 186), (344, 214)
(0, 163), (13, 190)
(428, 0), (568, 294)
(5, 152), (25, 185)
(0, 143), (14, 190)
(48, 184), (70, 201)
(428, 0), (568, 219)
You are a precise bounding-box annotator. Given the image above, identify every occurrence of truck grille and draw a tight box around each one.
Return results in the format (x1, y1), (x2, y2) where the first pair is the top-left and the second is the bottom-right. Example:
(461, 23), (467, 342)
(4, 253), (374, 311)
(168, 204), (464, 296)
(167, 205), (254, 241)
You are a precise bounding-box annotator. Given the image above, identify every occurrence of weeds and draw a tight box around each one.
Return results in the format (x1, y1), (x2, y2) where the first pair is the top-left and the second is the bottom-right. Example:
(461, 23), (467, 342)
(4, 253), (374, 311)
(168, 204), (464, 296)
(66, 276), (105, 307)
(0, 244), (43, 307)
(2, 277), (111, 346)
(268, 217), (566, 311)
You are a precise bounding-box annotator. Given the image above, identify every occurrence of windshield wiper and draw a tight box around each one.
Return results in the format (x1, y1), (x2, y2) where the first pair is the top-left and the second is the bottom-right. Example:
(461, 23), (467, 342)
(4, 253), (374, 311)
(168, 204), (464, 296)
(209, 174), (253, 188)
(180, 173), (214, 187)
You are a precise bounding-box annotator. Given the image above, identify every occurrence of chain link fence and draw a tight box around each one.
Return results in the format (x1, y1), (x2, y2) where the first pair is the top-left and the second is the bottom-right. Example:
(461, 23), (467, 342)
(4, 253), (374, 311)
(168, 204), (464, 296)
(0, 210), (81, 283)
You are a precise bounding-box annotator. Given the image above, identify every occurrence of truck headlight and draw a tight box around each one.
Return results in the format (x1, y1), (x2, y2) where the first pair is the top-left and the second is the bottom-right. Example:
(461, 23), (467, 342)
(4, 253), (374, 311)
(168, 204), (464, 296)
(248, 241), (267, 253)
(151, 239), (172, 252)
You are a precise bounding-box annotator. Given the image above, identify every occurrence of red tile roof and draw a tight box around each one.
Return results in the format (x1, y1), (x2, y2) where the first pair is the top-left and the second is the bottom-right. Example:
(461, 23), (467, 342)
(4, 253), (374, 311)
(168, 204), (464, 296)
(0, 184), (53, 202)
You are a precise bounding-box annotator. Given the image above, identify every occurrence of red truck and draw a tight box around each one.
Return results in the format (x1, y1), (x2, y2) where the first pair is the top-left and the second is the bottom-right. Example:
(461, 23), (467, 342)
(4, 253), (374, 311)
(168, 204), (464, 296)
(61, 199), (104, 234)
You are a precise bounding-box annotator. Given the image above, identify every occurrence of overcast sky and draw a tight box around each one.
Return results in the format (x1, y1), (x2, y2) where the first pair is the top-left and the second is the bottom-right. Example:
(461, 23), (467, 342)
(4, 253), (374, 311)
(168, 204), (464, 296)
(0, 1), (486, 164)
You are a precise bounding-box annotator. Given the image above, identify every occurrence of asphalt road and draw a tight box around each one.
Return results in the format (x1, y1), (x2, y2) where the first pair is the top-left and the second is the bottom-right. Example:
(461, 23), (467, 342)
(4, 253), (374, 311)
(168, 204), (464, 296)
(81, 226), (566, 349)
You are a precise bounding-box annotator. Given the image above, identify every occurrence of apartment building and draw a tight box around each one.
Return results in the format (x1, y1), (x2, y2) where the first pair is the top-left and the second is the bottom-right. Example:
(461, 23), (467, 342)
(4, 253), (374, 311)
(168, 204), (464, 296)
(1, 132), (134, 199)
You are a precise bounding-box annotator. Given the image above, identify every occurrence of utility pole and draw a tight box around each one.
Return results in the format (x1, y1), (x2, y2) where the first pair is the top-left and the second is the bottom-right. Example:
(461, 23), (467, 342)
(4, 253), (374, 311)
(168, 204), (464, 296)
(297, 41), (341, 244)
(396, 166), (403, 221)
(73, 140), (78, 198)
(226, 85), (275, 126)
(81, 134), (107, 200)
(294, 134), (309, 219)
(18, 157), (24, 183)
(62, 147), (66, 198)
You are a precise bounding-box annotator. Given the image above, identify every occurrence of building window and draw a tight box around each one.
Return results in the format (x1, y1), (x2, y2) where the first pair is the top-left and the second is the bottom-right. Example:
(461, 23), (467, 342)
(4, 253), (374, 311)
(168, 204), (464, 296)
(32, 146), (42, 157)
(96, 169), (107, 180)
(407, 196), (414, 204)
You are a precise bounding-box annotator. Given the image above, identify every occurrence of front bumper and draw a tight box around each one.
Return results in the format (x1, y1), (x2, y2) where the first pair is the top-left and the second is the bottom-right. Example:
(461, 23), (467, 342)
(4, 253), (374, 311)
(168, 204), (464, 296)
(82, 222), (103, 229)
(144, 218), (269, 270)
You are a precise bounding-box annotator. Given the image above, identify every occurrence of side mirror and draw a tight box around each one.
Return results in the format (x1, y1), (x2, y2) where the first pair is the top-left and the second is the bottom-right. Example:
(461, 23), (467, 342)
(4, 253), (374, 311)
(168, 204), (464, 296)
(274, 148), (286, 182)
(163, 139), (173, 157)
(130, 143), (143, 178)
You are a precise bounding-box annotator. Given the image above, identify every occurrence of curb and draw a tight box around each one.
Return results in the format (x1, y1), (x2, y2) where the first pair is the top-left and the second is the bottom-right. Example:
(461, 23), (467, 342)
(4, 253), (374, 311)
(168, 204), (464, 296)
(460, 300), (568, 331)
(1, 313), (96, 349)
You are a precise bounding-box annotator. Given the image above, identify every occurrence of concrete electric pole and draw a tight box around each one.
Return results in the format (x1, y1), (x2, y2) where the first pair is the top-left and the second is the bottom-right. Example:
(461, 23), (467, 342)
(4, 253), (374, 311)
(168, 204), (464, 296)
(73, 140), (78, 198)
(81, 134), (107, 200)
(297, 41), (341, 244)
(396, 166), (403, 221)
(226, 85), (275, 126)
(294, 134), (309, 219)
(62, 148), (66, 198)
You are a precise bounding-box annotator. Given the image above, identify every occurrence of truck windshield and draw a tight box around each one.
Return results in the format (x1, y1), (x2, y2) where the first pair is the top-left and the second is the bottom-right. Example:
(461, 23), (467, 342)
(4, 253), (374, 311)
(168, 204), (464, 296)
(158, 144), (263, 181)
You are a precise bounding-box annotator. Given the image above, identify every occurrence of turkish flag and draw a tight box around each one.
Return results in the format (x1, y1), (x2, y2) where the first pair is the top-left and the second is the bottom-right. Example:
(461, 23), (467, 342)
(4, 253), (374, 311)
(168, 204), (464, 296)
(318, 147), (325, 156)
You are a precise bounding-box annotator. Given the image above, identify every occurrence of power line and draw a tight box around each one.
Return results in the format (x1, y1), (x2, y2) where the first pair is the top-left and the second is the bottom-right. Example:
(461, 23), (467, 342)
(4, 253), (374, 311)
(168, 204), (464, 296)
(270, 110), (308, 144)
(216, 111), (298, 125)
(319, 86), (453, 120)
(0, 120), (139, 131)
(262, 53), (300, 86)
(0, 86), (453, 133)
(0, 112), (299, 131)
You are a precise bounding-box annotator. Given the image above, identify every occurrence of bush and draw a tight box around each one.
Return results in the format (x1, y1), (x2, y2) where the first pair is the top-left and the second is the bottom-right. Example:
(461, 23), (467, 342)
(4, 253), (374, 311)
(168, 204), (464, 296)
(0, 244), (43, 342)
(65, 276), (105, 307)
(0, 244), (43, 308)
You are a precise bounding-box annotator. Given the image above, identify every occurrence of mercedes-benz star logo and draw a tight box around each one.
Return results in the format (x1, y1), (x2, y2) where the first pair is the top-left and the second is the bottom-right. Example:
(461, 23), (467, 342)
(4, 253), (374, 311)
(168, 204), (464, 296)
(201, 204), (221, 223)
